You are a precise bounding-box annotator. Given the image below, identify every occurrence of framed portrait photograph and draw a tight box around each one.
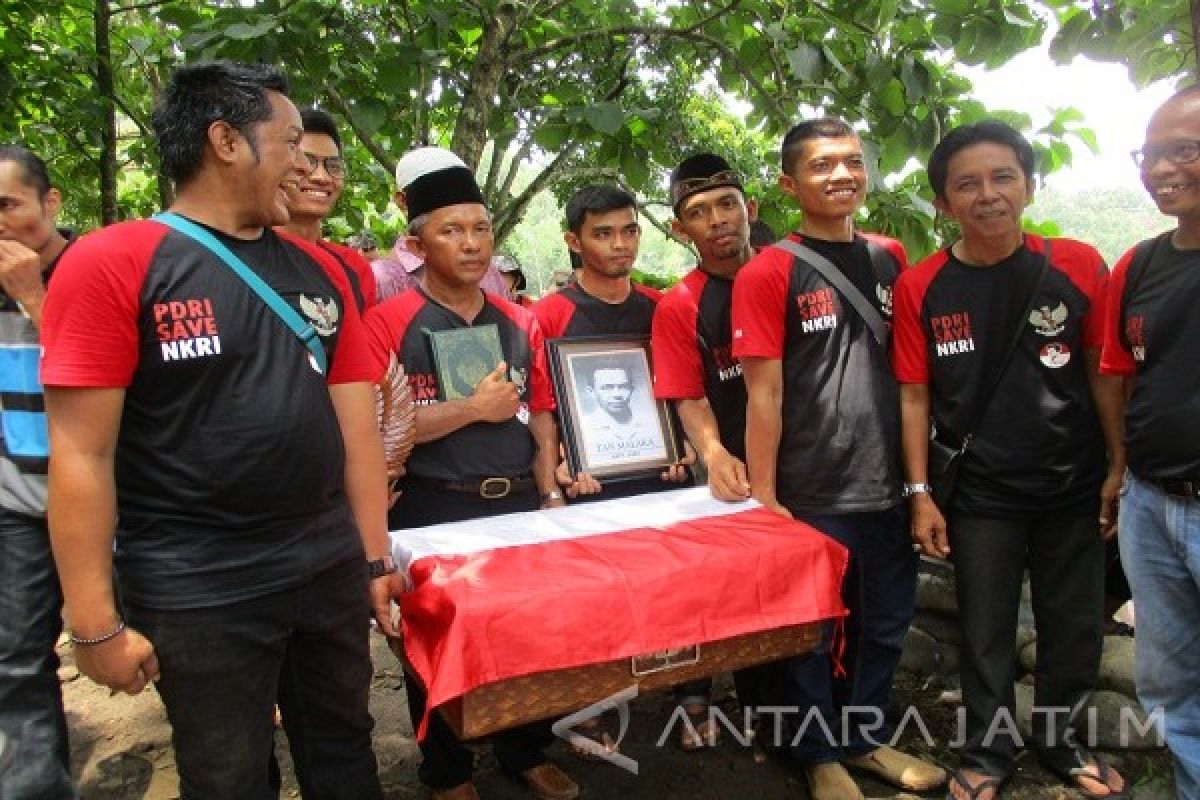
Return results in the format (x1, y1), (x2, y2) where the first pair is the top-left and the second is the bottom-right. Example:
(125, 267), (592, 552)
(547, 336), (684, 480)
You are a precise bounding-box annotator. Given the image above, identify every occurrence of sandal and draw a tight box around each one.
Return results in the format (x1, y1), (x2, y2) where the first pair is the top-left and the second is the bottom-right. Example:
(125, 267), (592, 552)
(679, 703), (719, 751)
(1042, 755), (1129, 799)
(566, 715), (618, 761)
(945, 768), (1003, 800)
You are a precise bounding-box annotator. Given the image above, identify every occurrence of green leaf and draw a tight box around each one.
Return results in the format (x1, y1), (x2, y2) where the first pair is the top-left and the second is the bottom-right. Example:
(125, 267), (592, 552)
(878, 78), (907, 116)
(875, 0), (898, 30)
(533, 122), (571, 151)
(1002, 8), (1035, 27)
(906, 190), (937, 219)
(620, 147), (649, 188)
(786, 43), (823, 82)
(459, 27), (483, 47)
(222, 19), (276, 41)
(821, 44), (848, 76)
(584, 102), (624, 136)
(899, 59), (927, 102)
(351, 98), (389, 137)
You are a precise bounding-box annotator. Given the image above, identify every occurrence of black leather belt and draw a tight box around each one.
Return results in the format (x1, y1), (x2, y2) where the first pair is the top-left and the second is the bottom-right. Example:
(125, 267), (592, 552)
(438, 476), (536, 499)
(1158, 478), (1200, 500)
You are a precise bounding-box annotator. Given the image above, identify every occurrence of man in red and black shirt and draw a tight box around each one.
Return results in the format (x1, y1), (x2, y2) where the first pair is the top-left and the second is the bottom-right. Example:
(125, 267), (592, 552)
(653, 152), (778, 750)
(364, 147), (576, 800)
(733, 118), (944, 800)
(533, 185), (692, 502)
(1103, 87), (1200, 797)
(40, 62), (397, 799)
(653, 154), (754, 506)
(280, 107), (377, 311)
(893, 120), (1125, 800)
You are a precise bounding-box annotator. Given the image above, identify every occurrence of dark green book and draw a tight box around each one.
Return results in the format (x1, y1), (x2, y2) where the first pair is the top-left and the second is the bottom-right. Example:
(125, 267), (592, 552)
(427, 324), (504, 401)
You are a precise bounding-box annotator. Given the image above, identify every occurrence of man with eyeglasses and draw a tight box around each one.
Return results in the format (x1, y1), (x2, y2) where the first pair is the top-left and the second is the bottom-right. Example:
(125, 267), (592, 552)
(1102, 86), (1200, 798)
(281, 108), (377, 311)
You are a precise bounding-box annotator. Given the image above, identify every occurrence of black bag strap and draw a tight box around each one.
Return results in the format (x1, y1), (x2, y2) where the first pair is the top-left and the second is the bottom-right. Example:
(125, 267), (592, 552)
(1117, 232), (1167, 353)
(771, 238), (889, 347)
(946, 238), (1053, 450)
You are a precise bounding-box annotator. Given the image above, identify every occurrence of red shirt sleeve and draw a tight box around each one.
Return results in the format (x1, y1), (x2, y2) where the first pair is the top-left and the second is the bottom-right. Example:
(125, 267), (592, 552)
(334, 242), (378, 308)
(1034, 236), (1109, 349)
(530, 292), (574, 340)
(891, 254), (944, 384)
(40, 222), (161, 388)
(732, 246), (791, 359)
(1100, 246), (1138, 376)
(525, 315), (556, 413)
(362, 292), (421, 383)
(633, 283), (664, 304)
(652, 274), (705, 400)
(862, 232), (911, 271)
(280, 232), (381, 385)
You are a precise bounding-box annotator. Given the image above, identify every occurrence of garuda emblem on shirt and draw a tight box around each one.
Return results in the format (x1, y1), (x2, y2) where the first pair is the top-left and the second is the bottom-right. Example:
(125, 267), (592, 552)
(876, 284), (893, 317)
(1029, 302), (1067, 336)
(300, 294), (339, 337)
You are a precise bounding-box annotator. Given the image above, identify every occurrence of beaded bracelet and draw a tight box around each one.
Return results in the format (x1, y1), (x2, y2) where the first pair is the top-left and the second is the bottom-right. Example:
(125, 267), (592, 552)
(69, 620), (126, 647)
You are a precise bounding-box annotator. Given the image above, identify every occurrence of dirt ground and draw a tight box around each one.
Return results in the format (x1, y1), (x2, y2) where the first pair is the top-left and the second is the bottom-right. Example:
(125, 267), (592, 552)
(63, 635), (1176, 800)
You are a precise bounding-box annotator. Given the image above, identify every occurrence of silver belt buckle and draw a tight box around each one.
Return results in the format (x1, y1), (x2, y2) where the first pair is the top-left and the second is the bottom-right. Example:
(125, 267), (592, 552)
(479, 477), (512, 499)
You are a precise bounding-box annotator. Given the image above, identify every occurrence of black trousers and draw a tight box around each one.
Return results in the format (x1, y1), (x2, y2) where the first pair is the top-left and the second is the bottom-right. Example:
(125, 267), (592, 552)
(128, 558), (382, 800)
(389, 477), (554, 789)
(948, 508), (1104, 778)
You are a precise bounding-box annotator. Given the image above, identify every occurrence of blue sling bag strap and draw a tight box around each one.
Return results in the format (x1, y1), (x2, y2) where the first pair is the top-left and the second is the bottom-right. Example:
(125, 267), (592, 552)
(152, 211), (327, 374)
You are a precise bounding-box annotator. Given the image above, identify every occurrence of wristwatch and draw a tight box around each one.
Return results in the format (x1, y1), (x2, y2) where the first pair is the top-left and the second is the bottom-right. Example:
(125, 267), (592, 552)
(367, 555), (398, 579)
(540, 490), (564, 504)
(903, 483), (933, 498)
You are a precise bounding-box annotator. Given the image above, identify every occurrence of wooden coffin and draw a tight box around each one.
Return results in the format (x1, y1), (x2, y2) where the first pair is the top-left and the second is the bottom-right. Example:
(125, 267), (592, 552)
(390, 621), (823, 740)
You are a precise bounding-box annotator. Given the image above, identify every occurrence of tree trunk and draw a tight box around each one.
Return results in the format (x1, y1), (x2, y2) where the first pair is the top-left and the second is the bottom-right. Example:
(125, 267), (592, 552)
(148, 67), (175, 209)
(95, 0), (118, 223)
(450, 2), (520, 169)
(1193, 0), (1200, 74)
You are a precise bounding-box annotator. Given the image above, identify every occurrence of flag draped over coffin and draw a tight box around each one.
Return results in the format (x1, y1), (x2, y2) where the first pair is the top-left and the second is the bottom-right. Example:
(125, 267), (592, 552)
(390, 487), (849, 726)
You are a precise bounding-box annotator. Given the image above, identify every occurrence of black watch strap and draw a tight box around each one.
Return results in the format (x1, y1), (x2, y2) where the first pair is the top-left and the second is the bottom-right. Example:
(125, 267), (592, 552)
(367, 555), (398, 579)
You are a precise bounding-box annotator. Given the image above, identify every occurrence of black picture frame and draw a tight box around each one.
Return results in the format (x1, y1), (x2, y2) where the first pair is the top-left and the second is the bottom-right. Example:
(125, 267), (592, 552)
(546, 335), (683, 481)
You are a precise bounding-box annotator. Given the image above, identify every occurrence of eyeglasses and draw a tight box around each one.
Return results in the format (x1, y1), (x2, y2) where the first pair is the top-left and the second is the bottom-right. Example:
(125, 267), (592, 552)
(1130, 140), (1200, 169)
(301, 152), (345, 178)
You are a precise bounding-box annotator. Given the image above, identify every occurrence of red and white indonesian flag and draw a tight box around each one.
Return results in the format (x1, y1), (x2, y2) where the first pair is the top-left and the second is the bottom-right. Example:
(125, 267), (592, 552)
(390, 487), (848, 724)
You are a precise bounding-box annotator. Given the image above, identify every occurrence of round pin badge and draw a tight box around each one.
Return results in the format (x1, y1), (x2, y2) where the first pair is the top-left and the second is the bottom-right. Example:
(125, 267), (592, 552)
(1039, 341), (1071, 368)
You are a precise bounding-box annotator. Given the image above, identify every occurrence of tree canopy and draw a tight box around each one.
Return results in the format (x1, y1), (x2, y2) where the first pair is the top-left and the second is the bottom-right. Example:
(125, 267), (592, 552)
(2, 0), (1190, 263)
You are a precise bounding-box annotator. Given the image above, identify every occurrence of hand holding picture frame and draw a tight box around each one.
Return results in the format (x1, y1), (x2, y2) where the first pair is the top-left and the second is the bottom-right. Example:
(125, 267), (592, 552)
(547, 335), (684, 481)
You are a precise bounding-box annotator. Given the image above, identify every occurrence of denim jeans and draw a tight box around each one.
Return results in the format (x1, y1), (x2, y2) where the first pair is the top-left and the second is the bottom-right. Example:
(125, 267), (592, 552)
(0, 509), (75, 800)
(127, 557), (382, 800)
(948, 509), (1104, 779)
(768, 505), (917, 764)
(1119, 473), (1200, 800)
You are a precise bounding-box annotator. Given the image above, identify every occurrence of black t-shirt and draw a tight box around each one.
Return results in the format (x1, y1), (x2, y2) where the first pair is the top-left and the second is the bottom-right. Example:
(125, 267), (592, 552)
(893, 235), (1110, 516)
(732, 233), (907, 513)
(365, 288), (554, 484)
(41, 221), (378, 610)
(533, 281), (662, 339)
(1102, 233), (1200, 480)
(652, 268), (746, 460)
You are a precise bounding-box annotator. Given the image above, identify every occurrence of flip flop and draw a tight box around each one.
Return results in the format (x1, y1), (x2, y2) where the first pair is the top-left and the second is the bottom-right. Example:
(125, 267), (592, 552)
(1055, 760), (1130, 799)
(945, 768), (1003, 800)
(679, 704), (720, 751)
(566, 716), (618, 761)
